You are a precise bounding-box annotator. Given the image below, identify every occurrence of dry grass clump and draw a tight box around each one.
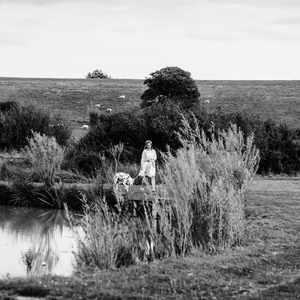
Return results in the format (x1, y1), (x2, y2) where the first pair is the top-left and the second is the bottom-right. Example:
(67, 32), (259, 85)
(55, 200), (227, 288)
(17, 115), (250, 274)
(158, 115), (260, 253)
(23, 132), (64, 186)
(73, 195), (149, 269)
(74, 116), (259, 270)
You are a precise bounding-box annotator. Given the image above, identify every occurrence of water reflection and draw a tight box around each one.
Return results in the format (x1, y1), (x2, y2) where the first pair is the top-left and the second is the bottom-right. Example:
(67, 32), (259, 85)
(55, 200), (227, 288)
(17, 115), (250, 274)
(0, 206), (76, 278)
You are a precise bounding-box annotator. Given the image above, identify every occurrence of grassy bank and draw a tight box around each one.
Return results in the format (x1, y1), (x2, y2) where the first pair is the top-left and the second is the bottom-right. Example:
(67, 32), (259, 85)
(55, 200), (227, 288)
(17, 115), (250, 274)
(0, 178), (299, 300)
(0, 78), (300, 131)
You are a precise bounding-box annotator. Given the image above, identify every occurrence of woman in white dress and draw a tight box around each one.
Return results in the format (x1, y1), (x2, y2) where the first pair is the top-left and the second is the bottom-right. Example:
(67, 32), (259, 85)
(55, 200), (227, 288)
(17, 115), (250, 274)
(139, 140), (157, 191)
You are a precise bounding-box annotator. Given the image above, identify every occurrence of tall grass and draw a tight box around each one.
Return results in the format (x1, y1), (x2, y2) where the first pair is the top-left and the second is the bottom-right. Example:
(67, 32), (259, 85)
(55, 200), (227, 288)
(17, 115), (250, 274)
(23, 132), (64, 186)
(158, 115), (259, 253)
(73, 195), (145, 269)
(75, 117), (259, 270)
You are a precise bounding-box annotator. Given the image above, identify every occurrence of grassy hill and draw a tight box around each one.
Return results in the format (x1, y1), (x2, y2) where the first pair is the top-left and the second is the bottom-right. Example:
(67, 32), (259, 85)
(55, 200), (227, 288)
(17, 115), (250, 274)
(0, 78), (299, 131)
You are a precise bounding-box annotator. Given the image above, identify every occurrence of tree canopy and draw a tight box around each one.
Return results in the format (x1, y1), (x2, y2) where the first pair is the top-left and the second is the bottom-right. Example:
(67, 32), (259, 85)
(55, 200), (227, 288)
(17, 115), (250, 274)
(141, 66), (200, 109)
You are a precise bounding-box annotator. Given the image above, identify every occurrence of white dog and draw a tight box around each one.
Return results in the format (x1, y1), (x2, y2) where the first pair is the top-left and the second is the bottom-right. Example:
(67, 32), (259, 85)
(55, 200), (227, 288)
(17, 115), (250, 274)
(113, 172), (134, 193)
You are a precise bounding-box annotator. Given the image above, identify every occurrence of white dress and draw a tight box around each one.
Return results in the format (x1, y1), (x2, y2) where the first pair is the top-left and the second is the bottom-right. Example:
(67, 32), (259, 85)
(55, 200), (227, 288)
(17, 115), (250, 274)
(139, 149), (157, 178)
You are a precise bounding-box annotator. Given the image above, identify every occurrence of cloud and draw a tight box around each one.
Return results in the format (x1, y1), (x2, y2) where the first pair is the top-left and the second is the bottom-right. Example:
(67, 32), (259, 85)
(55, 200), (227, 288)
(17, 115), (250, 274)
(274, 17), (300, 26)
(210, 0), (300, 7)
(185, 32), (240, 43)
(245, 26), (300, 42)
(0, 0), (300, 79)
(0, 36), (26, 46)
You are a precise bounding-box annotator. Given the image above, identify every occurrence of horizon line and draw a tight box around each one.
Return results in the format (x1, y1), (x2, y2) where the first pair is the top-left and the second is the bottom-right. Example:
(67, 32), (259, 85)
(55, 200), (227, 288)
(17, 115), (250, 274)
(0, 76), (300, 82)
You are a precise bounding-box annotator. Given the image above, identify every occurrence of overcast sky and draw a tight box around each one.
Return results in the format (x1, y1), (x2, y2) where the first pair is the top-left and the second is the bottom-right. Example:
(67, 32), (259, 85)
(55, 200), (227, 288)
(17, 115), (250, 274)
(0, 0), (300, 79)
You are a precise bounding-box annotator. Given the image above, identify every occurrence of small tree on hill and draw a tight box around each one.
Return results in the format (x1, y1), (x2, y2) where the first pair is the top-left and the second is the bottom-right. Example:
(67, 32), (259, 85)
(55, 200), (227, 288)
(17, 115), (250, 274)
(86, 69), (110, 79)
(141, 66), (200, 109)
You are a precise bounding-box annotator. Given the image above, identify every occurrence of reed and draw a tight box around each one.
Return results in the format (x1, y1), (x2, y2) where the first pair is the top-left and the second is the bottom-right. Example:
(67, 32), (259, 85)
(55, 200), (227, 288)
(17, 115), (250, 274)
(158, 115), (260, 253)
(23, 131), (64, 186)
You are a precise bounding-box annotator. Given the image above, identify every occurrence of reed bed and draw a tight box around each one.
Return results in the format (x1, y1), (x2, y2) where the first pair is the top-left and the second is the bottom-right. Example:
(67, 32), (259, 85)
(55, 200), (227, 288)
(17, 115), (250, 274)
(75, 116), (259, 270)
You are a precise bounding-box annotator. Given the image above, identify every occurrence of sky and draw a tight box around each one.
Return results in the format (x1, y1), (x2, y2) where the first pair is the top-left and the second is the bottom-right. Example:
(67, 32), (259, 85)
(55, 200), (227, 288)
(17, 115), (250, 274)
(0, 0), (300, 79)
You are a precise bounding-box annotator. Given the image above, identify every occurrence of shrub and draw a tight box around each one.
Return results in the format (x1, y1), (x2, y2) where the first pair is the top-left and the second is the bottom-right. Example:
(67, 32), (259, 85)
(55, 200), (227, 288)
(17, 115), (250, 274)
(158, 117), (259, 253)
(66, 101), (183, 173)
(0, 101), (19, 113)
(69, 102), (299, 176)
(63, 150), (104, 177)
(48, 118), (71, 146)
(141, 66), (200, 109)
(74, 196), (140, 269)
(74, 119), (259, 271)
(23, 132), (64, 185)
(73, 110), (147, 164)
(255, 121), (300, 174)
(86, 69), (109, 79)
(0, 105), (70, 150)
(204, 111), (300, 175)
(143, 101), (184, 152)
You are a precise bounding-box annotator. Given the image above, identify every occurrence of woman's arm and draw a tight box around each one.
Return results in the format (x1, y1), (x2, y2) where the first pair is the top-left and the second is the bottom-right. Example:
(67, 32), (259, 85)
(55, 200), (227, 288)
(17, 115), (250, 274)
(141, 150), (146, 164)
(153, 150), (157, 161)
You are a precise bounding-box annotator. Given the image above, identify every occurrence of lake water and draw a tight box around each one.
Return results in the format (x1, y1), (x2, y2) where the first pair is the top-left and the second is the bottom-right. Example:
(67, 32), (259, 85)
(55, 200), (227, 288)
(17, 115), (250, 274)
(0, 206), (78, 278)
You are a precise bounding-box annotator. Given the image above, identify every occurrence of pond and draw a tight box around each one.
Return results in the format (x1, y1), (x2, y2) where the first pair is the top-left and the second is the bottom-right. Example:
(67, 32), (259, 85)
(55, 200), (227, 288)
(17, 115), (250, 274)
(0, 205), (78, 278)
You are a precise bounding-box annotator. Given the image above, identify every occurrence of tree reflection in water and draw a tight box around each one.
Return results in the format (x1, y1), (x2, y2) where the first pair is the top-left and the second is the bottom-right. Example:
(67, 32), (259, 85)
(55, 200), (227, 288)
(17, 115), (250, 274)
(0, 206), (71, 276)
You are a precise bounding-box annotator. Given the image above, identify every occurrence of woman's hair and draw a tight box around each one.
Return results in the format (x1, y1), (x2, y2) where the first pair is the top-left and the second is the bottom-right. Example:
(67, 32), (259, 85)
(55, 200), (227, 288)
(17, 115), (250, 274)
(144, 140), (152, 149)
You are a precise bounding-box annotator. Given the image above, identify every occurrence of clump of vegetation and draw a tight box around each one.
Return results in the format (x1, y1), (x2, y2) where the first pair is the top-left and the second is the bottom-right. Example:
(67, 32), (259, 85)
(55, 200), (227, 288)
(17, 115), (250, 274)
(74, 196), (140, 269)
(6, 178), (90, 210)
(0, 101), (19, 113)
(48, 117), (71, 147)
(86, 69), (110, 79)
(0, 102), (70, 150)
(63, 150), (104, 177)
(66, 101), (183, 176)
(141, 66), (200, 109)
(75, 118), (259, 270)
(23, 132), (64, 186)
(21, 249), (38, 274)
(208, 111), (300, 174)
(66, 101), (299, 177)
(158, 117), (259, 254)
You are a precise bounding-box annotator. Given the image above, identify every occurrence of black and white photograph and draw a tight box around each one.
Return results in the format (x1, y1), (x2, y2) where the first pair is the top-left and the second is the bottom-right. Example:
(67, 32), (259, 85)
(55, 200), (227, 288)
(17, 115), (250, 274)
(0, 0), (299, 299)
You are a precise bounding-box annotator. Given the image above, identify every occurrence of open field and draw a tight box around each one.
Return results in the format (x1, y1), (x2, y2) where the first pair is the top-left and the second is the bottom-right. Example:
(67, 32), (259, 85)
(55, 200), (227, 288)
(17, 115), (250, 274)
(0, 177), (299, 299)
(0, 78), (300, 132)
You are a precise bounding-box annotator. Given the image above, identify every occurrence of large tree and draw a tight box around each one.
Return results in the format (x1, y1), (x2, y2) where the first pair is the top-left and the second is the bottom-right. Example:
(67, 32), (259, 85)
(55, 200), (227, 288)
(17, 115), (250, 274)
(141, 66), (200, 109)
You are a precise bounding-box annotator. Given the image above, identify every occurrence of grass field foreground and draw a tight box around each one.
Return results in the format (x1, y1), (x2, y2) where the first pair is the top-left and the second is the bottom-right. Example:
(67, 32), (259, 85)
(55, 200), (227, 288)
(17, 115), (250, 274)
(0, 178), (299, 300)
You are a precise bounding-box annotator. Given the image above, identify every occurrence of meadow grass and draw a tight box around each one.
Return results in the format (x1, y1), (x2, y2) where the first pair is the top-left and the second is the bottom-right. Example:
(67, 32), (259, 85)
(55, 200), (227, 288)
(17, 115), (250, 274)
(0, 78), (299, 133)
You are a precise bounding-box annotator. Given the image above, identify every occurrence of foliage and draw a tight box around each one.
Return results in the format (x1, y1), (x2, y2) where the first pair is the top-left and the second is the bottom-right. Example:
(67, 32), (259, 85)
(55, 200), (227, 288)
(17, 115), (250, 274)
(143, 100), (184, 152)
(0, 101), (19, 113)
(206, 111), (300, 175)
(141, 66), (200, 109)
(64, 101), (183, 176)
(1, 178), (90, 210)
(73, 110), (147, 164)
(74, 196), (139, 269)
(86, 69), (110, 79)
(156, 118), (259, 254)
(63, 150), (104, 177)
(255, 121), (300, 174)
(24, 132), (64, 186)
(74, 120), (259, 271)
(67, 101), (299, 176)
(0, 104), (71, 150)
(48, 117), (71, 146)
